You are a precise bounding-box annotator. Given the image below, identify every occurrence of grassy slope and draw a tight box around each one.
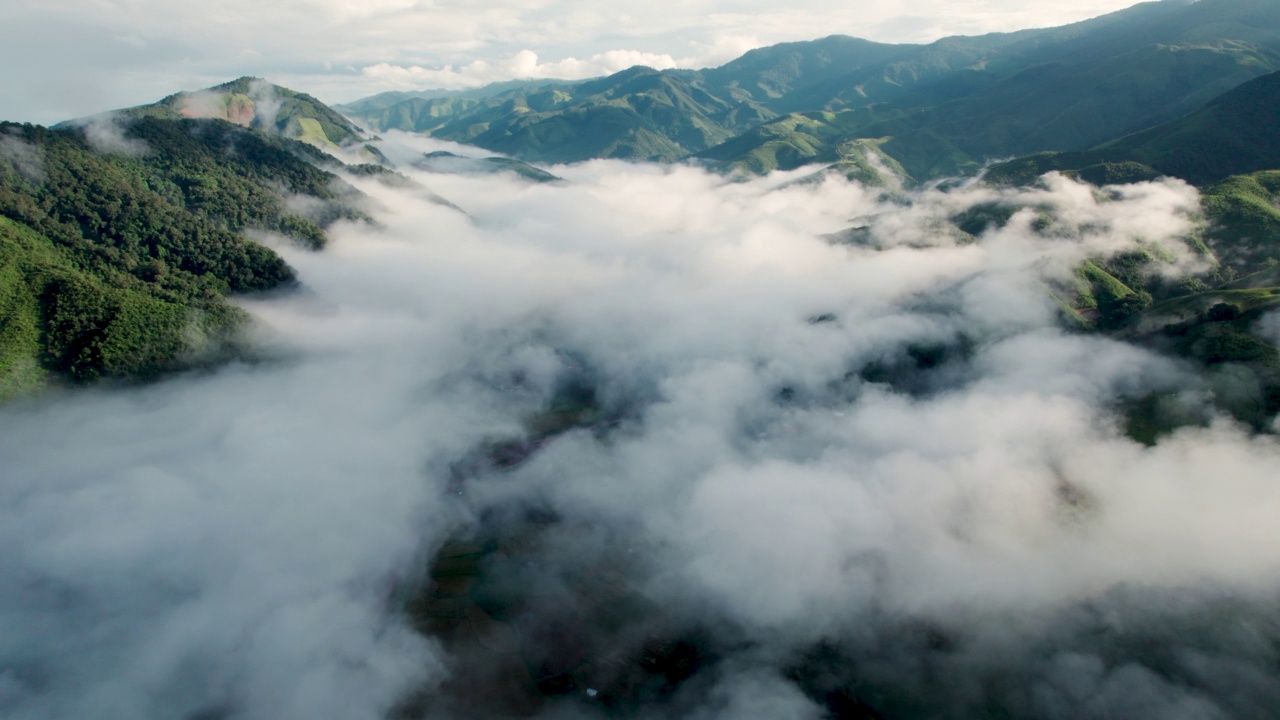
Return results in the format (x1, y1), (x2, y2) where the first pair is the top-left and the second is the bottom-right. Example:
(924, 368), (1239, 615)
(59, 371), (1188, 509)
(1200, 171), (1280, 271)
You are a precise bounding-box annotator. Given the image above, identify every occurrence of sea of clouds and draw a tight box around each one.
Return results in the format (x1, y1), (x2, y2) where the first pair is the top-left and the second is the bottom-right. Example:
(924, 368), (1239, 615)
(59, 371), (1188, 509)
(1, 132), (1278, 719)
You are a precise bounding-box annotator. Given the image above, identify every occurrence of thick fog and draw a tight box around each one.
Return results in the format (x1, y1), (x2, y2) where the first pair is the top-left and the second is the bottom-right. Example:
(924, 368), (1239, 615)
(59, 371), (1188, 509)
(2, 134), (1279, 719)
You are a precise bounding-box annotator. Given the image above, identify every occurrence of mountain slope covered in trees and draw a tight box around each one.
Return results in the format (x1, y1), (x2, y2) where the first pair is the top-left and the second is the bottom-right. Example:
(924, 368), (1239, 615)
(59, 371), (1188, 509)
(0, 103), (368, 398)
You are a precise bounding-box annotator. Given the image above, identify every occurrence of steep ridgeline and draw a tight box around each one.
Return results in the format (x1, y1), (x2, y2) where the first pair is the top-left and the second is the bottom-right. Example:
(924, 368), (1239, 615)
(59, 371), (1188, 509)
(0, 88), (369, 399)
(344, 0), (1280, 179)
(337, 35), (988, 164)
(116, 76), (366, 150)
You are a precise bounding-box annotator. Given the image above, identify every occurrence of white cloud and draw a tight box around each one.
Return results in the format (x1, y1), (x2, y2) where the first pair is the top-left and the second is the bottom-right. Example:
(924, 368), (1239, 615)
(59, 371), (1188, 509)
(5, 43), (1278, 720)
(67, 112), (151, 156)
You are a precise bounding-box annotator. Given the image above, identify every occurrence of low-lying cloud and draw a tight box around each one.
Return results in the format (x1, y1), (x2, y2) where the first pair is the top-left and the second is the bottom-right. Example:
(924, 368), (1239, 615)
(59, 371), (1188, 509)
(68, 112), (152, 156)
(2, 134), (1278, 719)
(0, 130), (47, 182)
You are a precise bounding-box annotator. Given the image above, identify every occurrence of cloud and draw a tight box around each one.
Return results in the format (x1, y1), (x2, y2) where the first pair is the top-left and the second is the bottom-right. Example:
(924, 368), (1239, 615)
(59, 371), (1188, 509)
(0, 131), (47, 183)
(248, 78), (285, 130)
(1257, 309), (1280, 349)
(2, 137), (1279, 718)
(67, 112), (151, 156)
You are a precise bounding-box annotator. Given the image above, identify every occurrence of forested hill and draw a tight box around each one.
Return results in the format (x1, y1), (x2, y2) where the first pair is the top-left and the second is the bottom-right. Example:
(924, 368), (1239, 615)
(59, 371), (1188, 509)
(342, 0), (1280, 178)
(0, 99), (369, 400)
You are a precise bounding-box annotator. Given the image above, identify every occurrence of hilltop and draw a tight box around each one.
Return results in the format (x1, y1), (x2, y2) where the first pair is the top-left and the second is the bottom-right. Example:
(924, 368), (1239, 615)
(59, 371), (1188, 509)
(108, 76), (366, 150)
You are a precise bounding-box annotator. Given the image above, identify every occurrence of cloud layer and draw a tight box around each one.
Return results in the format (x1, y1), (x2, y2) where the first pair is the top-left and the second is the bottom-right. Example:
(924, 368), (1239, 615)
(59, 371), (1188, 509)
(2, 137), (1279, 719)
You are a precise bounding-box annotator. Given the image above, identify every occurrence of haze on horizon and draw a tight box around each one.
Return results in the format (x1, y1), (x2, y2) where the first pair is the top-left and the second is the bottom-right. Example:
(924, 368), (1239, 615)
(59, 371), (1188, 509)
(3, 0), (1146, 125)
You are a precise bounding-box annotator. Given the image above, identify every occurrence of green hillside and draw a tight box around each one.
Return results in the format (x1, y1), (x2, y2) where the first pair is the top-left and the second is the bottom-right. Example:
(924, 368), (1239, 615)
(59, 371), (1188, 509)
(0, 104), (368, 397)
(0, 214), (242, 399)
(987, 69), (1280, 186)
(1075, 175), (1280, 434)
(922, 166), (1280, 435)
(1200, 171), (1280, 273)
(349, 68), (760, 163)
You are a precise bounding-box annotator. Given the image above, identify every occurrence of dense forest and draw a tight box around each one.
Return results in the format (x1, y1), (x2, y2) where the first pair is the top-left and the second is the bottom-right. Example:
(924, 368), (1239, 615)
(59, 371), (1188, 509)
(0, 114), (367, 397)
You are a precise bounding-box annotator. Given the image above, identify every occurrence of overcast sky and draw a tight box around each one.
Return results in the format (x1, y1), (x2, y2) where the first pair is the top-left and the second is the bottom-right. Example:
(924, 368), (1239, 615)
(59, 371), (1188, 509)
(2, 0), (1145, 125)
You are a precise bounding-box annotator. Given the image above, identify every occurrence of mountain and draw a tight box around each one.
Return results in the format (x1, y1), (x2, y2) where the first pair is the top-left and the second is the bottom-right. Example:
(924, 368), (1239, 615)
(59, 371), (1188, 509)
(0, 83), (369, 399)
(343, 0), (1280, 179)
(699, 0), (1280, 178)
(337, 78), (575, 118)
(338, 34), (1026, 164)
(110, 76), (366, 150)
(986, 69), (1280, 187)
(344, 68), (757, 163)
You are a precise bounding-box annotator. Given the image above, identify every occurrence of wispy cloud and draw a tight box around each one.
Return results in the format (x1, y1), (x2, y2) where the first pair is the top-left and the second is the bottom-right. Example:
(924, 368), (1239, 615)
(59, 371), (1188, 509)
(67, 112), (151, 156)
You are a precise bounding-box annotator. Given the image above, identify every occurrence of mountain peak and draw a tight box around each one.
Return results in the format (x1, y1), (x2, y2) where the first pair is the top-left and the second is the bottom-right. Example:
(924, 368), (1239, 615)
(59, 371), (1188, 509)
(127, 77), (364, 149)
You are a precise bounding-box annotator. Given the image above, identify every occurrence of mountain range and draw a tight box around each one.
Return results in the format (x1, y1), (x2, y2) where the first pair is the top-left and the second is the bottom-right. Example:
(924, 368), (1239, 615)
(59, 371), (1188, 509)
(339, 0), (1280, 180)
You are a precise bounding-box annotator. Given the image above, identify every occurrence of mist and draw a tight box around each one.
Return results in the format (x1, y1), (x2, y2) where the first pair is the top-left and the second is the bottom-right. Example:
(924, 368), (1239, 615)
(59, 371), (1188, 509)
(2, 132), (1278, 719)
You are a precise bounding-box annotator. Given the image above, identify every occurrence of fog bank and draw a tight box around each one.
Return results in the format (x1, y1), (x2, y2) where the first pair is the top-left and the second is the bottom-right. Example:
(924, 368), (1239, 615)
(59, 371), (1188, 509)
(2, 135), (1278, 719)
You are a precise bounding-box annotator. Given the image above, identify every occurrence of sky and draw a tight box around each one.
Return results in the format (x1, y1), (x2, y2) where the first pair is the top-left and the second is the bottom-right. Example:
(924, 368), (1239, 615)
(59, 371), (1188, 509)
(0, 0), (1148, 125)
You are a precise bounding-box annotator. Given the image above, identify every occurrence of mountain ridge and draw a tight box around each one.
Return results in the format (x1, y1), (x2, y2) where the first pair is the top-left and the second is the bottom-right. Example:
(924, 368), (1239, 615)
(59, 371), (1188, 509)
(339, 0), (1280, 179)
(986, 68), (1280, 187)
